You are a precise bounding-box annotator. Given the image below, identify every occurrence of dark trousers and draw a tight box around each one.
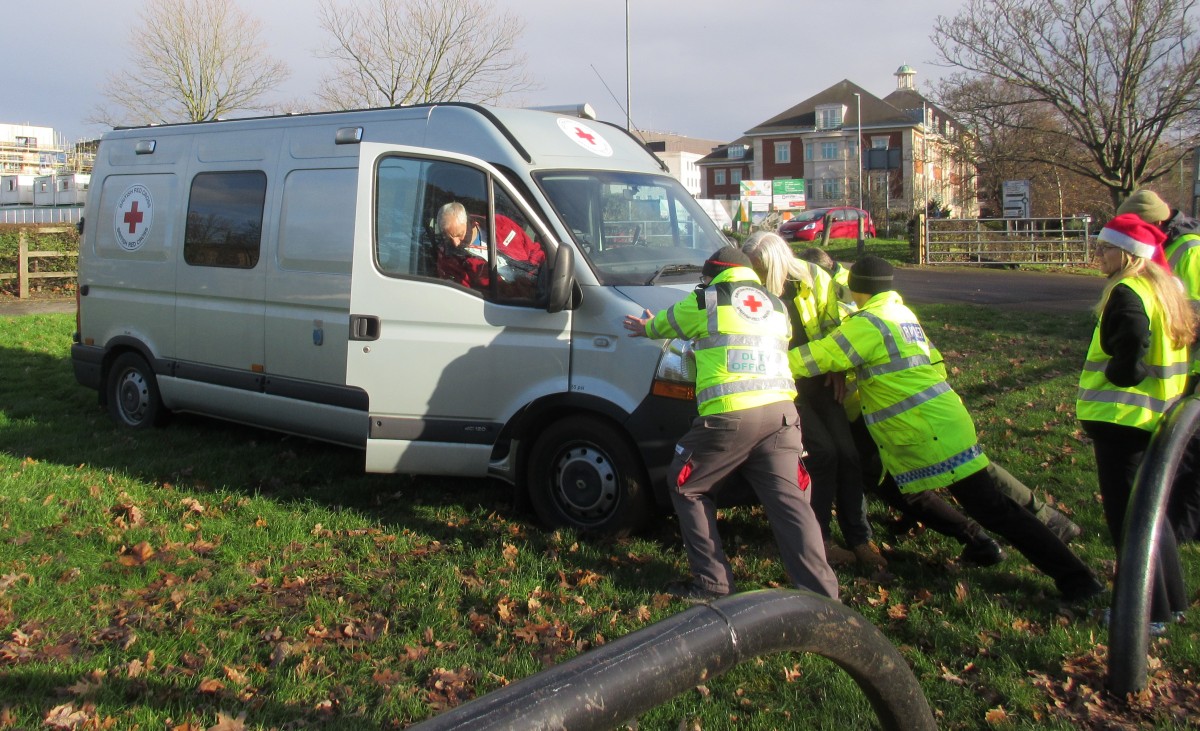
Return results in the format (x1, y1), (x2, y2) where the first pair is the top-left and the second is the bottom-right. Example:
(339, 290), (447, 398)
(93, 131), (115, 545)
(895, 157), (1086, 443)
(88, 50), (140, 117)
(797, 376), (872, 547)
(1083, 420), (1188, 622)
(668, 401), (838, 599)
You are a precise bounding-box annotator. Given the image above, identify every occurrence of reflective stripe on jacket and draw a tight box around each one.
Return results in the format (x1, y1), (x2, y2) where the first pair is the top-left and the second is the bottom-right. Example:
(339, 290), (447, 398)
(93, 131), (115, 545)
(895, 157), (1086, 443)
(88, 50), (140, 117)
(646, 266), (796, 416)
(789, 290), (988, 493)
(1077, 275), (1189, 431)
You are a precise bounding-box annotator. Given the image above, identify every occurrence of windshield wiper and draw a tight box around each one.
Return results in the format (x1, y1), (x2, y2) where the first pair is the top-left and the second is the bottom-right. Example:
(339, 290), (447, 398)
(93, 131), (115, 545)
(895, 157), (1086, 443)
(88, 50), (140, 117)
(647, 263), (703, 285)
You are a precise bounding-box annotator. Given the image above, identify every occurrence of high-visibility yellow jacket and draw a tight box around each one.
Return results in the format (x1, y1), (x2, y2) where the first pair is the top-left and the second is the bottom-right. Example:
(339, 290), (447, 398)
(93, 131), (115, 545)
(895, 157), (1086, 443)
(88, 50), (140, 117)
(645, 266), (796, 416)
(1077, 275), (1189, 431)
(789, 290), (989, 493)
(786, 261), (844, 346)
(1165, 231), (1200, 375)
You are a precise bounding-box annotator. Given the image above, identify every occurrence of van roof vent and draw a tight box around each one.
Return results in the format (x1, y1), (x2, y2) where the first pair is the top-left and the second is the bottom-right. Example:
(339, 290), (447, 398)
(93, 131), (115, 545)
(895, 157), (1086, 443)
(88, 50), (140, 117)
(526, 103), (597, 120)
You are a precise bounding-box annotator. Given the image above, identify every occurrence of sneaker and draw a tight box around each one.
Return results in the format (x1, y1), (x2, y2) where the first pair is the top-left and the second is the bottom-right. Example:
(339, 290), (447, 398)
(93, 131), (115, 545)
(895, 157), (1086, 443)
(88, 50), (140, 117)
(852, 542), (888, 570)
(1044, 510), (1083, 544)
(665, 580), (728, 604)
(959, 536), (1006, 567)
(823, 541), (857, 567)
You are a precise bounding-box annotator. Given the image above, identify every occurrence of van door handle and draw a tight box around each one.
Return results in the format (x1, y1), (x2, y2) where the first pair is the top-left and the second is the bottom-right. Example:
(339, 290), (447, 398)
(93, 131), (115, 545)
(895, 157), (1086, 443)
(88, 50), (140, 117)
(349, 314), (381, 341)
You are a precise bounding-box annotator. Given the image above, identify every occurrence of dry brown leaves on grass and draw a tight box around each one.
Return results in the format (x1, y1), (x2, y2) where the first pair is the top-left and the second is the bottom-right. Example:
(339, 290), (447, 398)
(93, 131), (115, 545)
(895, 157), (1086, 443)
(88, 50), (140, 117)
(1029, 643), (1200, 728)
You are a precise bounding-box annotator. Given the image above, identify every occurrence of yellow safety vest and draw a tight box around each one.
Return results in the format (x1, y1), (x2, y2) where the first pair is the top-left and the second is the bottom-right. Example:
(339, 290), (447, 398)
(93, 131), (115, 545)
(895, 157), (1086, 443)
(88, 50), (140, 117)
(790, 290), (989, 493)
(1077, 275), (1189, 431)
(646, 266), (796, 415)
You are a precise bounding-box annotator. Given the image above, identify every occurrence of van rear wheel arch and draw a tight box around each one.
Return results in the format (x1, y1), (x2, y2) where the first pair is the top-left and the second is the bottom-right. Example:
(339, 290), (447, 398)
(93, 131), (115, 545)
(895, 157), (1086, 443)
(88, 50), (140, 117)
(105, 351), (168, 429)
(525, 413), (653, 537)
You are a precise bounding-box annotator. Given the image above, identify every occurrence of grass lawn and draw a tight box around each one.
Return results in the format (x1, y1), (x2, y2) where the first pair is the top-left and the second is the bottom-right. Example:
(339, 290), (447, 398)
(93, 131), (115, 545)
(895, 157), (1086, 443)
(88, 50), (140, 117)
(0, 309), (1197, 730)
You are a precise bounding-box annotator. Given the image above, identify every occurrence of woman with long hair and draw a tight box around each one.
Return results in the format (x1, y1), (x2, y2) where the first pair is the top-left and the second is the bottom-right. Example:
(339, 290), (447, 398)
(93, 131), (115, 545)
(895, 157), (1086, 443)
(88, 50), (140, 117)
(742, 231), (885, 570)
(1078, 213), (1195, 631)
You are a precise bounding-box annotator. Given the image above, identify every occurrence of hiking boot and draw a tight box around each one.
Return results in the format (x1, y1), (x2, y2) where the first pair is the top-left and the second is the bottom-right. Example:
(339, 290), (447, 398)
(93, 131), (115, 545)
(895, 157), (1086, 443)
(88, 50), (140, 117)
(823, 541), (857, 566)
(852, 541), (888, 570)
(959, 536), (1006, 567)
(665, 580), (728, 604)
(1044, 509), (1083, 544)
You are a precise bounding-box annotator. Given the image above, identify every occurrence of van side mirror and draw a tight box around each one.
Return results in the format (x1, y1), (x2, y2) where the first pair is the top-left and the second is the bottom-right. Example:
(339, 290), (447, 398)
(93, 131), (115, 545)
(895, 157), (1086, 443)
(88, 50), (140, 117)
(546, 244), (574, 314)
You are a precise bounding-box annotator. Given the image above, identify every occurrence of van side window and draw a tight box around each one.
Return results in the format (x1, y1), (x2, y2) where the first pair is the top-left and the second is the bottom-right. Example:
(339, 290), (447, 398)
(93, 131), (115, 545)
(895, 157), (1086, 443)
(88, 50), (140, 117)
(375, 157), (545, 304)
(184, 171), (267, 269)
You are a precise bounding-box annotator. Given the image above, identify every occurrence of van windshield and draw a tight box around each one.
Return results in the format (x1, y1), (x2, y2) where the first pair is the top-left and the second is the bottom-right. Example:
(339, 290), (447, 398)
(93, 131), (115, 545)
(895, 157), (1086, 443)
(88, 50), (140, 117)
(534, 171), (729, 285)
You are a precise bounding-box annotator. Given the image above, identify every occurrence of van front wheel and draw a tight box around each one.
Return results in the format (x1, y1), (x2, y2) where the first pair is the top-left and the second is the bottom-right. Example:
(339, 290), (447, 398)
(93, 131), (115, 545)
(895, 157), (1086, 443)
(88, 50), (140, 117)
(106, 352), (166, 429)
(527, 416), (653, 537)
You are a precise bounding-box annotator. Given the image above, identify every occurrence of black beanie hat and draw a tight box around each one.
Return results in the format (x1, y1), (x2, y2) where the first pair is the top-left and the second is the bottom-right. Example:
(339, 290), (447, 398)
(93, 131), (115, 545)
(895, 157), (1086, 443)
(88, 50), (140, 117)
(848, 256), (894, 295)
(702, 245), (753, 279)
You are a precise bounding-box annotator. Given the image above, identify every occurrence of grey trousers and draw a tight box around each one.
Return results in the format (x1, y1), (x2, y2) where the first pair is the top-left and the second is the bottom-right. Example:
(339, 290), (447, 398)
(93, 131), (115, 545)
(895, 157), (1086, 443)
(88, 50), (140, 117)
(667, 400), (839, 599)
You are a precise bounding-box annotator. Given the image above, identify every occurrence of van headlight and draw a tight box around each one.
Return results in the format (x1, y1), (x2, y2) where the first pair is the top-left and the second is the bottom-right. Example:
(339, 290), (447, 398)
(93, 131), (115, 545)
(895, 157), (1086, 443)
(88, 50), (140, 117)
(651, 338), (696, 401)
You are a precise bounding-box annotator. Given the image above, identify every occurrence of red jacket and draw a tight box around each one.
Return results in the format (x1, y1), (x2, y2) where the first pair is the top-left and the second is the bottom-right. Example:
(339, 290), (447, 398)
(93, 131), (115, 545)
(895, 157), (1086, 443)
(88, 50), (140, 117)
(436, 214), (544, 289)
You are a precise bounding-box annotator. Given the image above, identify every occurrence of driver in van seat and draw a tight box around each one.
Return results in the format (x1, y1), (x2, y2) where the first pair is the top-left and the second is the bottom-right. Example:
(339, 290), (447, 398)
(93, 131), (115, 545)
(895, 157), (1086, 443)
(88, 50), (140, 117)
(435, 201), (545, 292)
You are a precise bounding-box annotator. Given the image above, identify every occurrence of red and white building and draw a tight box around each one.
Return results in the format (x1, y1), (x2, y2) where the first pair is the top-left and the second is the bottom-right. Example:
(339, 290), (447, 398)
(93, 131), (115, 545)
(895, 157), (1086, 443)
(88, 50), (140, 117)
(699, 65), (978, 218)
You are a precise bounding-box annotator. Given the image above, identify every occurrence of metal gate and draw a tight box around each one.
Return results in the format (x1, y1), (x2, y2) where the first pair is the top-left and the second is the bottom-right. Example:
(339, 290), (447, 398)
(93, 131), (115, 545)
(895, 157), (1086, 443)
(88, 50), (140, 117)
(920, 216), (1094, 266)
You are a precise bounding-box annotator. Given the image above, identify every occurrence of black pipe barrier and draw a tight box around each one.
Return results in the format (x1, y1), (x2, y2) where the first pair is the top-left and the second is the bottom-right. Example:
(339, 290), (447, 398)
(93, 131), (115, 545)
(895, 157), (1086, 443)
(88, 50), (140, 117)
(410, 589), (935, 731)
(1108, 395), (1200, 696)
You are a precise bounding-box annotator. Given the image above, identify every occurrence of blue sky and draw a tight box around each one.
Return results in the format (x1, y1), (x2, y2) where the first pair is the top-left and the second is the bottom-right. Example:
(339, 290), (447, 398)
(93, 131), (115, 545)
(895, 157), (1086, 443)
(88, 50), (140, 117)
(11, 0), (967, 144)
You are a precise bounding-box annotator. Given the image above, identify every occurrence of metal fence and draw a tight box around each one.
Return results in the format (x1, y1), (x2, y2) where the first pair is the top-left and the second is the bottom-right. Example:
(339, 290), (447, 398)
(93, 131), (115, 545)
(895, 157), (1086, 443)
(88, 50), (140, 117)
(922, 216), (1094, 266)
(0, 205), (84, 225)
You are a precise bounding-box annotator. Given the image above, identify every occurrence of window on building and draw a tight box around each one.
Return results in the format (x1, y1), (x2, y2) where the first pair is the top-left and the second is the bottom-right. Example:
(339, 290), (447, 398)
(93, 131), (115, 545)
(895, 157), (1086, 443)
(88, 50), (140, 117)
(821, 178), (841, 200)
(775, 142), (791, 164)
(714, 169), (726, 185)
(804, 143), (814, 161)
(184, 171), (267, 269)
(871, 136), (889, 150)
(731, 169), (742, 184)
(816, 105), (844, 130)
(727, 146), (746, 159)
(821, 142), (838, 160)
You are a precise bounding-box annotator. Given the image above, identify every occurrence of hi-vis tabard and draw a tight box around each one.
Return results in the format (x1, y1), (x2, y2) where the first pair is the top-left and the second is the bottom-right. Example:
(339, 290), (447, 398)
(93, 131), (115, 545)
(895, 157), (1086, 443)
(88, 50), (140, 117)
(1077, 275), (1190, 431)
(789, 290), (989, 493)
(645, 266), (796, 416)
(1165, 232), (1200, 375)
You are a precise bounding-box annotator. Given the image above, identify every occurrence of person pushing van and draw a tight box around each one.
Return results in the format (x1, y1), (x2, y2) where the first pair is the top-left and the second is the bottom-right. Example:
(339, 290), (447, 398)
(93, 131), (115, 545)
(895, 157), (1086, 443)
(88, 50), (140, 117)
(623, 246), (838, 603)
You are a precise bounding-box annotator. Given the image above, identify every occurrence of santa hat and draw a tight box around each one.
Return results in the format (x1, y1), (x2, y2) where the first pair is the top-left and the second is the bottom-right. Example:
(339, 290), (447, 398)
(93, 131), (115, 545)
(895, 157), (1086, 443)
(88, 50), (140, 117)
(1098, 213), (1169, 270)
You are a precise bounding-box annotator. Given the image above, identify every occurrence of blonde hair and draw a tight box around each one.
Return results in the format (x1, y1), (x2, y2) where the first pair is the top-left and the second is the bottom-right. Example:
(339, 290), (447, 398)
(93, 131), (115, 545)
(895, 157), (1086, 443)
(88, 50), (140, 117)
(741, 231), (812, 296)
(1096, 254), (1196, 348)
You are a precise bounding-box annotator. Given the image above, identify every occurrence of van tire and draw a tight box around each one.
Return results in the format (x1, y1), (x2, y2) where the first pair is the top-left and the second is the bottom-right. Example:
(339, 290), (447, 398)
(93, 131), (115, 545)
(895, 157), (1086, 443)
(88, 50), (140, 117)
(106, 352), (166, 429)
(527, 415), (653, 537)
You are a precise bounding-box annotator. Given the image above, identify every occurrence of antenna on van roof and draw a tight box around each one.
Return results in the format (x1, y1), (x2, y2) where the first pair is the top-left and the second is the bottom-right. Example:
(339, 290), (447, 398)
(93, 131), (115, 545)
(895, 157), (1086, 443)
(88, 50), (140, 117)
(526, 103), (597, 120)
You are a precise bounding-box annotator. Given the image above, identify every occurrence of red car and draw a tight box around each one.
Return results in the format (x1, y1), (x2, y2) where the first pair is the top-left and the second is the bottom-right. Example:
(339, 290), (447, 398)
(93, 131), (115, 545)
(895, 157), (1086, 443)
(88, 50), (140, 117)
(778, 206), (876, 242)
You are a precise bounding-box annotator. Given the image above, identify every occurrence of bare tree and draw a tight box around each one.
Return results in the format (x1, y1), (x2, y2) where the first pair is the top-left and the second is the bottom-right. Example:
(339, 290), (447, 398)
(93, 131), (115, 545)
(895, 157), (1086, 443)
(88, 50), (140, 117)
(936, 77), (1110, 216)
(315, 0), (534, 110)
(92, 0), (290, 127)
(932, 0), (1200, 208)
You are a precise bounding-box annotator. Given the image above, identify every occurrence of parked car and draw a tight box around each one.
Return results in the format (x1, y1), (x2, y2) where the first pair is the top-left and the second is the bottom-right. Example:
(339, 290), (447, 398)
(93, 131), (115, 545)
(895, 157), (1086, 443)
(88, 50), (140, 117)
(777, 206), (875, 242)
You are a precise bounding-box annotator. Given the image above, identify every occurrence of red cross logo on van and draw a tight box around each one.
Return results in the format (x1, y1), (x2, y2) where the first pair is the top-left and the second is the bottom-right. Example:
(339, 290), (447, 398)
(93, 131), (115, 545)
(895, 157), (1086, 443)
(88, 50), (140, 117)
(557, 117), (613, 157)
(114, 185), (154, 252)
(123, 201), (144, 234)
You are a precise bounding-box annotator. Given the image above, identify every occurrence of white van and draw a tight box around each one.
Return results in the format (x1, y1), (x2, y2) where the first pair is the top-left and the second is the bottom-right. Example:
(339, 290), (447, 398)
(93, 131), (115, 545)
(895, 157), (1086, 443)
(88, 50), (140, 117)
(72, 103), (726, 535)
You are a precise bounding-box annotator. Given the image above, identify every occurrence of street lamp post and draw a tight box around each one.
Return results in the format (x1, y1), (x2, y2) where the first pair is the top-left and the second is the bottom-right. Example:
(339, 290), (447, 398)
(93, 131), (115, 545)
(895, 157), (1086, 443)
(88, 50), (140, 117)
(854, 93), (863, 211)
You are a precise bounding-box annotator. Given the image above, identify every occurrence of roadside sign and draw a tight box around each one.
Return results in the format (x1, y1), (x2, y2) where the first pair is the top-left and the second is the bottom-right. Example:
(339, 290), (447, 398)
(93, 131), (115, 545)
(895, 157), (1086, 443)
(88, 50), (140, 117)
(772, 178), (806, 209)
(1003, 179), (1031, 218)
